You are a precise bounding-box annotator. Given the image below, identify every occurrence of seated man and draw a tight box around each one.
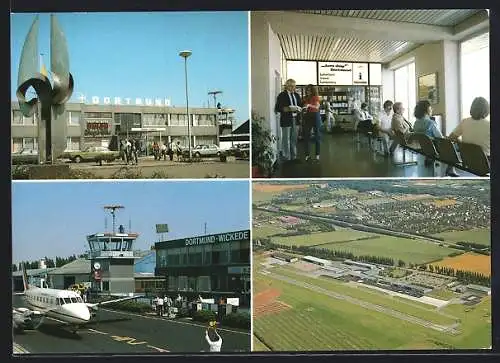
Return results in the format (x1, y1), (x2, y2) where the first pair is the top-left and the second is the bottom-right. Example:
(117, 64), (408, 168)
(390, 102), (412, 154)
(354, 103), (374, 133)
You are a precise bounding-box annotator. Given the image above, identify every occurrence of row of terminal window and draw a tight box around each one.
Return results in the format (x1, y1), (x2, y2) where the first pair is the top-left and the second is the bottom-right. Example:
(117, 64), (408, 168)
(28, 295), (84, 305)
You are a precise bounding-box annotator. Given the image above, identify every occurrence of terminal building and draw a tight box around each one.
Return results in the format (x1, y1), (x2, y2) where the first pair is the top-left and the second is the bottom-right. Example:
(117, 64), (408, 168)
(251, 10), (490, 177)
(10, 101), (237, 153)
(155, 229), (251, 306)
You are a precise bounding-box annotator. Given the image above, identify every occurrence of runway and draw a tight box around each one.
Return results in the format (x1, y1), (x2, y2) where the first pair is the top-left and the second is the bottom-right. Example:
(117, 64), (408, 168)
(12, 296), (250, 354)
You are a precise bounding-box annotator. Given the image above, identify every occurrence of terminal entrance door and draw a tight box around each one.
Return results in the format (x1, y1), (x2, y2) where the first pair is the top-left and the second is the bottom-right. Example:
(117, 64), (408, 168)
(63, 276), (75, 289)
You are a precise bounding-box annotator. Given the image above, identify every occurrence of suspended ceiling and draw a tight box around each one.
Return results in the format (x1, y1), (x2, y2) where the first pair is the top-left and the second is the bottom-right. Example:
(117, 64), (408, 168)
(264, 10), (488, 63)
(296, 9), (482, 27)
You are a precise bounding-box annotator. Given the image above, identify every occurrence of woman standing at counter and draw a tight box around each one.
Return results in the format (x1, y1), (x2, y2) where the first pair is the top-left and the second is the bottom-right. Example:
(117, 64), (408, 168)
(302, 84), (322, 161)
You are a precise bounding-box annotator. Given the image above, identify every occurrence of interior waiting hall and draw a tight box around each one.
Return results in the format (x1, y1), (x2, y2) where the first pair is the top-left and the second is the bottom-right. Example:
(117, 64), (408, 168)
(251, 10), (490, 178)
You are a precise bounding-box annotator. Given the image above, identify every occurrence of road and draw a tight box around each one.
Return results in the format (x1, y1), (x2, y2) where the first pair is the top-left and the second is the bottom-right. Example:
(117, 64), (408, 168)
(69, 158), (249, 178)
(12, 297), (250, 353)
(260, 269), (460, 335)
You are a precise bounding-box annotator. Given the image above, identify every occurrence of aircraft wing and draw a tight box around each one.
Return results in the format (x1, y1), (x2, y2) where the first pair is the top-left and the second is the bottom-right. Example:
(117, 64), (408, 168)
(86, 295), (144, 310)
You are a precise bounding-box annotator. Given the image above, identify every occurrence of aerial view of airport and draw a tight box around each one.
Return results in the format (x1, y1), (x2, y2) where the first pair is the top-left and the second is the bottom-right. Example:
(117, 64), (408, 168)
(252, 180), (491, 351)
(11, 181), (251, 354)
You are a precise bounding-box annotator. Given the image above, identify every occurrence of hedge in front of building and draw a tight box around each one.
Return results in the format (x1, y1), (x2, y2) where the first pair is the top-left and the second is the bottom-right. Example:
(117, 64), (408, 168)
(192, 310), (250, 329)
(220, 312), (250, 329)
(105, 300), (153, 314)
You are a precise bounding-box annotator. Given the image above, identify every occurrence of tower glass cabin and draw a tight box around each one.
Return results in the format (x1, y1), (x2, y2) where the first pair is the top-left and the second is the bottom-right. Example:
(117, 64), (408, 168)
(87, 226), (139, 295)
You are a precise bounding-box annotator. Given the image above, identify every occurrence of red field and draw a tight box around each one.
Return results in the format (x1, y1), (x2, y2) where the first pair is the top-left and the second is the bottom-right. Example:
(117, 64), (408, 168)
(254, 288), (291, 318)
(432, 252), (491, 276)
(253, 184), (310, 193)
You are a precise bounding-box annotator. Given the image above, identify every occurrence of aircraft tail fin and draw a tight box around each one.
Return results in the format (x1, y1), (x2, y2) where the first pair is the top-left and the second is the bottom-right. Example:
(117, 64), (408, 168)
(21, 264), (30, 291)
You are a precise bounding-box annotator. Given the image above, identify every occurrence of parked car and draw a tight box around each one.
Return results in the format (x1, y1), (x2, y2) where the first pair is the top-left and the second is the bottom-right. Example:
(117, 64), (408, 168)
(11, 148), (38, 165)
(190, 144), (222, 158)
(62, 146), (120, 164)
(228, 144), (249, 159)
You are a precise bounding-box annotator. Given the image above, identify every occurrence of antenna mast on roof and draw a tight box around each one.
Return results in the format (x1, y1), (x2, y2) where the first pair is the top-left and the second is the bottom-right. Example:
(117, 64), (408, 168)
(208, 90), (222, 108)
(104, 205), (125, 234)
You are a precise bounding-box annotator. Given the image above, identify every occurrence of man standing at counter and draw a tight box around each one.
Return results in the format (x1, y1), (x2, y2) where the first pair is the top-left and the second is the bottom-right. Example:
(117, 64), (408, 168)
(275, 79), (303, 162)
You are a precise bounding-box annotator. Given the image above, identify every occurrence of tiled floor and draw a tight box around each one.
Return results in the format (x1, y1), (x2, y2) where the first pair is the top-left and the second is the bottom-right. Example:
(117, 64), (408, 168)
(272, 132), (477, 178)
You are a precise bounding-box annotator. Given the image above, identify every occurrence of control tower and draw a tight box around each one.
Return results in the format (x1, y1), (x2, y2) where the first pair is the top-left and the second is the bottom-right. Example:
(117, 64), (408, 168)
(87, 205), (139, 295)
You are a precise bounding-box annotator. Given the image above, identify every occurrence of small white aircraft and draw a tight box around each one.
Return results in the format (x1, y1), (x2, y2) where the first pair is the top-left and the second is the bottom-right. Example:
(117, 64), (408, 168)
(13, 265), (142, 334)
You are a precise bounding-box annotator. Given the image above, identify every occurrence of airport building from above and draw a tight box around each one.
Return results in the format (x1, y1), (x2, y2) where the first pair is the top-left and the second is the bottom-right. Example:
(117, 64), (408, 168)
(10, 100), (236, 152)
(155, 229), (251, 305)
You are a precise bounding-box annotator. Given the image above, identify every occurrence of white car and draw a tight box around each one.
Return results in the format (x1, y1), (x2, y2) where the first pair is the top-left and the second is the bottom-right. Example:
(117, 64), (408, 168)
(192, 144), (222, 157)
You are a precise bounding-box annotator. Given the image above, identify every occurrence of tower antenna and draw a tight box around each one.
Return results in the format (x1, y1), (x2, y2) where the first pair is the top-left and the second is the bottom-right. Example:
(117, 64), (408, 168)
(208, 90), (222, 108)
(104, 205), (125, 234)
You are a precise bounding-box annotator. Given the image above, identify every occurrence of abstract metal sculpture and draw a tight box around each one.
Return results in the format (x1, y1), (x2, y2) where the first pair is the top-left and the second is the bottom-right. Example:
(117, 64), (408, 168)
(16, 14), (74, 164)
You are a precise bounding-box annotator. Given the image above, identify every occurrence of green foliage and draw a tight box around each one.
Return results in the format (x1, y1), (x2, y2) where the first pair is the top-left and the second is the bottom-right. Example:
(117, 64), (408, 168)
(220, 312), (251, 329)
(251, 112), (274, 175)
(106, 300), (153, 313)
(192, 310), (217, 322)
(111, 167), (143, 179)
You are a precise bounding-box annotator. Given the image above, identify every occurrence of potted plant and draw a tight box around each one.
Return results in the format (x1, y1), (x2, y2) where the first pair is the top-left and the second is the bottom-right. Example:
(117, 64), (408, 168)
(251, 112), (275, 178)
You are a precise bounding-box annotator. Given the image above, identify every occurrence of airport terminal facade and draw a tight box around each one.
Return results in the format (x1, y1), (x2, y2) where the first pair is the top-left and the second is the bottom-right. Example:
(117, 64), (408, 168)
(11, 101), (235, 152)
(155, 229), (251, 305)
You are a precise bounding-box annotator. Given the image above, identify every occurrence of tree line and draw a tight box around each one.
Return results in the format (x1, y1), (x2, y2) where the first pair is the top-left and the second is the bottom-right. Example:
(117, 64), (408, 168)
(12, 254), (87, 272)
(424, 264), (490, 287)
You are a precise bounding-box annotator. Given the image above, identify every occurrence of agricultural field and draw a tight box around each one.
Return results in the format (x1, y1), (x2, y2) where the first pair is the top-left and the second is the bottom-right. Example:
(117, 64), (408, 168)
(432, 228), (491, 246)
(431, 252), (491, 276)
(319, 235), (459, 265)
(269, 230), (375, 247)
(252, 225), (289, 239)
(253, 253), (491, 351)
(253, 183), (310, 203)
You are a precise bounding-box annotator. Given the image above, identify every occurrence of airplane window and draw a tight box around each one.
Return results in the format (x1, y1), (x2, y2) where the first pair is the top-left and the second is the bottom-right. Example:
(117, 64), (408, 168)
(63, 298), (71, 304)
(70, 297), (78, 303)
(77, 297), (83, 303)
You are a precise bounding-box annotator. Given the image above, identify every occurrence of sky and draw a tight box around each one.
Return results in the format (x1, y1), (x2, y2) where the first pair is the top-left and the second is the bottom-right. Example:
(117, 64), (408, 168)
(11, 181), (250, 264)
(10, 12), (250, 125)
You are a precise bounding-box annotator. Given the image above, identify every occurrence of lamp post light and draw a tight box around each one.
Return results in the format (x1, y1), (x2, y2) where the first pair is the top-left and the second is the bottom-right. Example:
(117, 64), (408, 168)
(179, 50), (192, 160)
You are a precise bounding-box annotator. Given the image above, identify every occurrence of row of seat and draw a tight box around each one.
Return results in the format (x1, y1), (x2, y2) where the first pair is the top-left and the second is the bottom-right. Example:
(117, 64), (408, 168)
(392, 130), (490, 177)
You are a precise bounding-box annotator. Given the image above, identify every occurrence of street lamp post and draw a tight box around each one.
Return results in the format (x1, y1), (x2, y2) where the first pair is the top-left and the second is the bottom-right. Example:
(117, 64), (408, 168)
(179, 50), (192, 159)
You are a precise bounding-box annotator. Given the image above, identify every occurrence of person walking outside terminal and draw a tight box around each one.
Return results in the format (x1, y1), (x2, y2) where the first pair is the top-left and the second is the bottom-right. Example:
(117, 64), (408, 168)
(156, 295), (164, 317)
(274, 78), (303, 162)
(301, 84), (322, 161)
(205, 325), (223, 352)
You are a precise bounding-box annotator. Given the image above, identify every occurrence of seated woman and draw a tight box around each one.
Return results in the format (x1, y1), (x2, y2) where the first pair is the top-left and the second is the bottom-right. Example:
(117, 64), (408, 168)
(413, 100), (458, 176)
(449, 97), (490, 161)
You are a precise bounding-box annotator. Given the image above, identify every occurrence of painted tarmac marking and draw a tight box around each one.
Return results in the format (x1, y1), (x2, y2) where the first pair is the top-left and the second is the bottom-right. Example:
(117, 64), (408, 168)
(101, 308), (250, 335)
(147, 344), (170, 352)
(88, 328), (108, 335)
(111, 336), (147, 345)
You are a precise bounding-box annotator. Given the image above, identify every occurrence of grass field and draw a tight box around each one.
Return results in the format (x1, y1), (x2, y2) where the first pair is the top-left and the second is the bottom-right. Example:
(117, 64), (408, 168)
(425, 289), (460, 300)
(253, 336), (271, 351)
(432, 228), (491, 246)
(319, 235), (459, 265)
(270, 230), (375, 247)
(431, 252), (491, 276)
(271, 265), (457, 324)
(253, 254), (491, 351)
(252, 225), (289, 239)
